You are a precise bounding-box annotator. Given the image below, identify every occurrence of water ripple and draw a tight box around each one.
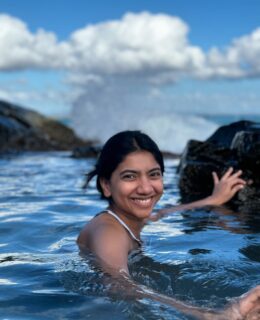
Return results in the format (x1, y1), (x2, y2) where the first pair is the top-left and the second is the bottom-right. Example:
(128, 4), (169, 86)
(0, 152), (259, 320)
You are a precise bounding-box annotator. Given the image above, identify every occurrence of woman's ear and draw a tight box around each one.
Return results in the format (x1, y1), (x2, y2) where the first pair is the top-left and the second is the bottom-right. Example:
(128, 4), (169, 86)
(99, 178), (112, 198)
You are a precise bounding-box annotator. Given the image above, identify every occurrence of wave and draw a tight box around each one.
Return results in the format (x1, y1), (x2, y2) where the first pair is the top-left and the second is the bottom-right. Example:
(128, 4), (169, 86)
(141, 114), (218, 153)
(71, 101), (218, 153)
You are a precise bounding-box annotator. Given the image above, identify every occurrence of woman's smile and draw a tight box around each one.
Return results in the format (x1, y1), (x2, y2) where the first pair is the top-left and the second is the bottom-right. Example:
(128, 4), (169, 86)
(130, 197), (154, 210)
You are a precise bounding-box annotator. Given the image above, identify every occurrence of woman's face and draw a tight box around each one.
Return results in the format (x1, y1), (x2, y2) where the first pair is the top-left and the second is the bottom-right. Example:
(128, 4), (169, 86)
(101, 150), (164, 220)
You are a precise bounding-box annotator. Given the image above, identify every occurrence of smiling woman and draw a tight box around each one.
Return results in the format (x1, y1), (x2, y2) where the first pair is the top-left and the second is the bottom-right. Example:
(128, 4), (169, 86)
(100, 151), (163, 220)
(77, 130), (260, 320)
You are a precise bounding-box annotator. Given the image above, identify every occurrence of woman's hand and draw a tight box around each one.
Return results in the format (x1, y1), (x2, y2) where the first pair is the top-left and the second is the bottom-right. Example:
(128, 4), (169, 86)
(237, 285), (260, 319)
(207, 167), (247, 206)
(150, 167), (249, 220)
(222, 285), (260, 320)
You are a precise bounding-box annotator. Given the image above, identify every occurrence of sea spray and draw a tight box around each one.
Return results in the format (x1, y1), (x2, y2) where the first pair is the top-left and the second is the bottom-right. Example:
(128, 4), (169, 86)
(142, 114), (218, 153)
(69, 75), (218, 153)
(71, 99), (218, 153)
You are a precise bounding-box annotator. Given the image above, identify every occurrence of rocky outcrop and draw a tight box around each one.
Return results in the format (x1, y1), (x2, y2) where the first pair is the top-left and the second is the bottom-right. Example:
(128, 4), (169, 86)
(71, 144), (102, 158)
(178, 121), (260, 209)
(0, 99), (90, 153)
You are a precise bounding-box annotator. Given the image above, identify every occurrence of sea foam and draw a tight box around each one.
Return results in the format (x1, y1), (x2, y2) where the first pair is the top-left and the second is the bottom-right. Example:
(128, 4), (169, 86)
(71, 101), (218, 153)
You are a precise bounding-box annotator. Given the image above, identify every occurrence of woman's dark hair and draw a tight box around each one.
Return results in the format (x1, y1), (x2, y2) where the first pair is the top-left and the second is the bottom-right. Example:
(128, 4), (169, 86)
(85, 130), (164, 199)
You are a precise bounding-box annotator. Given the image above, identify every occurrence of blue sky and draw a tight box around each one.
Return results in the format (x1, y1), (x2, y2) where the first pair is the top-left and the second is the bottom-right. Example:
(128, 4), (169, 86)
(1, 0), (260, 46)
(0, 0), (260, 120)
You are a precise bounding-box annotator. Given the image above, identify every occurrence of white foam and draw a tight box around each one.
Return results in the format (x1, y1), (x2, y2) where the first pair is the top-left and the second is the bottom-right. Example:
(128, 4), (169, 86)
(142, 114), (218, 153)
(71, 99), (218, 154)
(68, 70), (260, 153)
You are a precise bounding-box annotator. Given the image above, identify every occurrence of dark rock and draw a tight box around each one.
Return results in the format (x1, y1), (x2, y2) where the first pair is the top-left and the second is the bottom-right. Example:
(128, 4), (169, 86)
(206, 120), (257, 148)
(0, 99), (89, 153)
(72, 145), (102, 158)
(161, 151), (181, 159)
(178, 120), (260, 209)
(231, 130), (260, 158)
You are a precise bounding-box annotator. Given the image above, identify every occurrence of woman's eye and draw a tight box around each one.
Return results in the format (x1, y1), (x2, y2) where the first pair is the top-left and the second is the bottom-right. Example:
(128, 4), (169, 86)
(150, 171), (162, 178)
(122, 174), (136, 180)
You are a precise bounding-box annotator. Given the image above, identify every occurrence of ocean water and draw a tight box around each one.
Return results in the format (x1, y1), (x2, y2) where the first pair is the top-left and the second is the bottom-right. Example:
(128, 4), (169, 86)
(0, 151), (259, 320)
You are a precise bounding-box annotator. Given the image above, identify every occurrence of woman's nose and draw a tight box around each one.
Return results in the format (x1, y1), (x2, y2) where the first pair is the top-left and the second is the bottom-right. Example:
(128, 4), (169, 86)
(137, 177), (153, 194)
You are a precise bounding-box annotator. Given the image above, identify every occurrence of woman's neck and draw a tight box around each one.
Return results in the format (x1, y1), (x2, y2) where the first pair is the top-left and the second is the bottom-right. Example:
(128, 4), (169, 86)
(108, 204), (145, 239)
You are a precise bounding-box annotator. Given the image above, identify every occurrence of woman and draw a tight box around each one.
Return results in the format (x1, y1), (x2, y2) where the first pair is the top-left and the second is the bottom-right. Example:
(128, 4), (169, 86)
(77, 130), (260, 319)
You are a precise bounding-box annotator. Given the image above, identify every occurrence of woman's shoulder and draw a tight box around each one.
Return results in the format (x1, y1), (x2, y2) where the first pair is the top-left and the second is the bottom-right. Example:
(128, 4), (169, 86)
(77, 211), (128, 251)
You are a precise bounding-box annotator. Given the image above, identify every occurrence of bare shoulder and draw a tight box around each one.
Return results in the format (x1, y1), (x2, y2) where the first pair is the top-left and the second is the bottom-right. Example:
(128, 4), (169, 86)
(77, 213), (131, 273)
(77, 213), (131, 254)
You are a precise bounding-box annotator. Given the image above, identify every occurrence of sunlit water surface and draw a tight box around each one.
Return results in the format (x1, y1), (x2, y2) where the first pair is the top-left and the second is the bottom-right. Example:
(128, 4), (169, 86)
(0, 152), (259, 320)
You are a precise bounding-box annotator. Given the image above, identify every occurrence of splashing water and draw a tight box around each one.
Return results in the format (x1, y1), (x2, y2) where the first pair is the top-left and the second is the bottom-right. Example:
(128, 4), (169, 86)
(70, 81), (218, 153)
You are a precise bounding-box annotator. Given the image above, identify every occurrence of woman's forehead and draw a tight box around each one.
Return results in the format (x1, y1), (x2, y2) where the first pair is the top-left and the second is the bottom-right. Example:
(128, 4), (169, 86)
(117, 150), (160, 171)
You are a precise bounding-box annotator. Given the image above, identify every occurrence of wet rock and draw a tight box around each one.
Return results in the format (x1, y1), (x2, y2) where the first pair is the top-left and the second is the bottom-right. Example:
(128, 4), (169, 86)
(206, 120), (256, 148)
(178, 120), (260, 209)
(0, 99), (89, 153)
(161, 151), (181, 159)
(72, 144), (102, 158)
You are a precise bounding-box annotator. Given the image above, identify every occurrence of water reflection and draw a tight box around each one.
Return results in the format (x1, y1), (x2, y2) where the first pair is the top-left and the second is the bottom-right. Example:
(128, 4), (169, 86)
(0, 153), (259, 320)
(176, 205), (260, 235)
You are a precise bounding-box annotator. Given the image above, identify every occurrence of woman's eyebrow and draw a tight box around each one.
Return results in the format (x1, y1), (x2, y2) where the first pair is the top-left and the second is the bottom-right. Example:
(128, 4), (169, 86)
(120, 169), (138, 176)
(120, 167), (161, 175)
(148, 167), (162, 173)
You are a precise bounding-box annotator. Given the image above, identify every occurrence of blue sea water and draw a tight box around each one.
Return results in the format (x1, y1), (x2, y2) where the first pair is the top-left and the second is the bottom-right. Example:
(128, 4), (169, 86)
(0, 148), (259, 319)
(201, 113), (260, 126)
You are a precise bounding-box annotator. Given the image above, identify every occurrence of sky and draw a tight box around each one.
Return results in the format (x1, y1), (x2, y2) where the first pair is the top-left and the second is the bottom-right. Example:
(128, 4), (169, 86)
(0, 0), (260, 126)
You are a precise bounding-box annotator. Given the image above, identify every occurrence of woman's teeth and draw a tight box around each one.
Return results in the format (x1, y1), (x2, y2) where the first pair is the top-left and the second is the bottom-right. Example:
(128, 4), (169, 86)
(132, 198), (152, 206)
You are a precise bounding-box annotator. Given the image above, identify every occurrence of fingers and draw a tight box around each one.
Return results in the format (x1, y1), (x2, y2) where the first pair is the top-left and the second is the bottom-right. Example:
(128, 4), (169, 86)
(222, 167), (234, 180)
(212, 171), (219, 185)
(233, 178), (247, 186)
(219, 168), (247, 184)
(230, 184), (245, 196)
(210, 167), (251, 206)
(247, 179), (254, 185)
(224, 171), (246, 194)
(221, 167), (242, 180)
(229, 170), (243, 181)
(238, 285), (260, 317)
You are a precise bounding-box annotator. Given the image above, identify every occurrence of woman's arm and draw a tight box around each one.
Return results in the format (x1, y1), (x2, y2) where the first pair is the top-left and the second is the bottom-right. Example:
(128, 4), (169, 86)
(82, 226), (260, 320)
(91, 248), (260, 320)
(149, 167), (247, 221)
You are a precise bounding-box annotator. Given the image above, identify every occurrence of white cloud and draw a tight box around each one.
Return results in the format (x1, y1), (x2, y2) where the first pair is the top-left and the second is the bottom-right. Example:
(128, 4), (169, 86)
(230, 27), (260, 76)
(1, 12), (260, 80)
(67, 12), (205, 77)
(205, 28), (260, 79)
(0, 14), (70, 70)
(0, 12), (209, 81)
(62, 18), (260, 80)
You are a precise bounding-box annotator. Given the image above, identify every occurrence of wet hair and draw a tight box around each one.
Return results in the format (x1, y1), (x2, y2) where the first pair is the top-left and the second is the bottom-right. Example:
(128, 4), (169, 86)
(85, 130), (164, 199)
